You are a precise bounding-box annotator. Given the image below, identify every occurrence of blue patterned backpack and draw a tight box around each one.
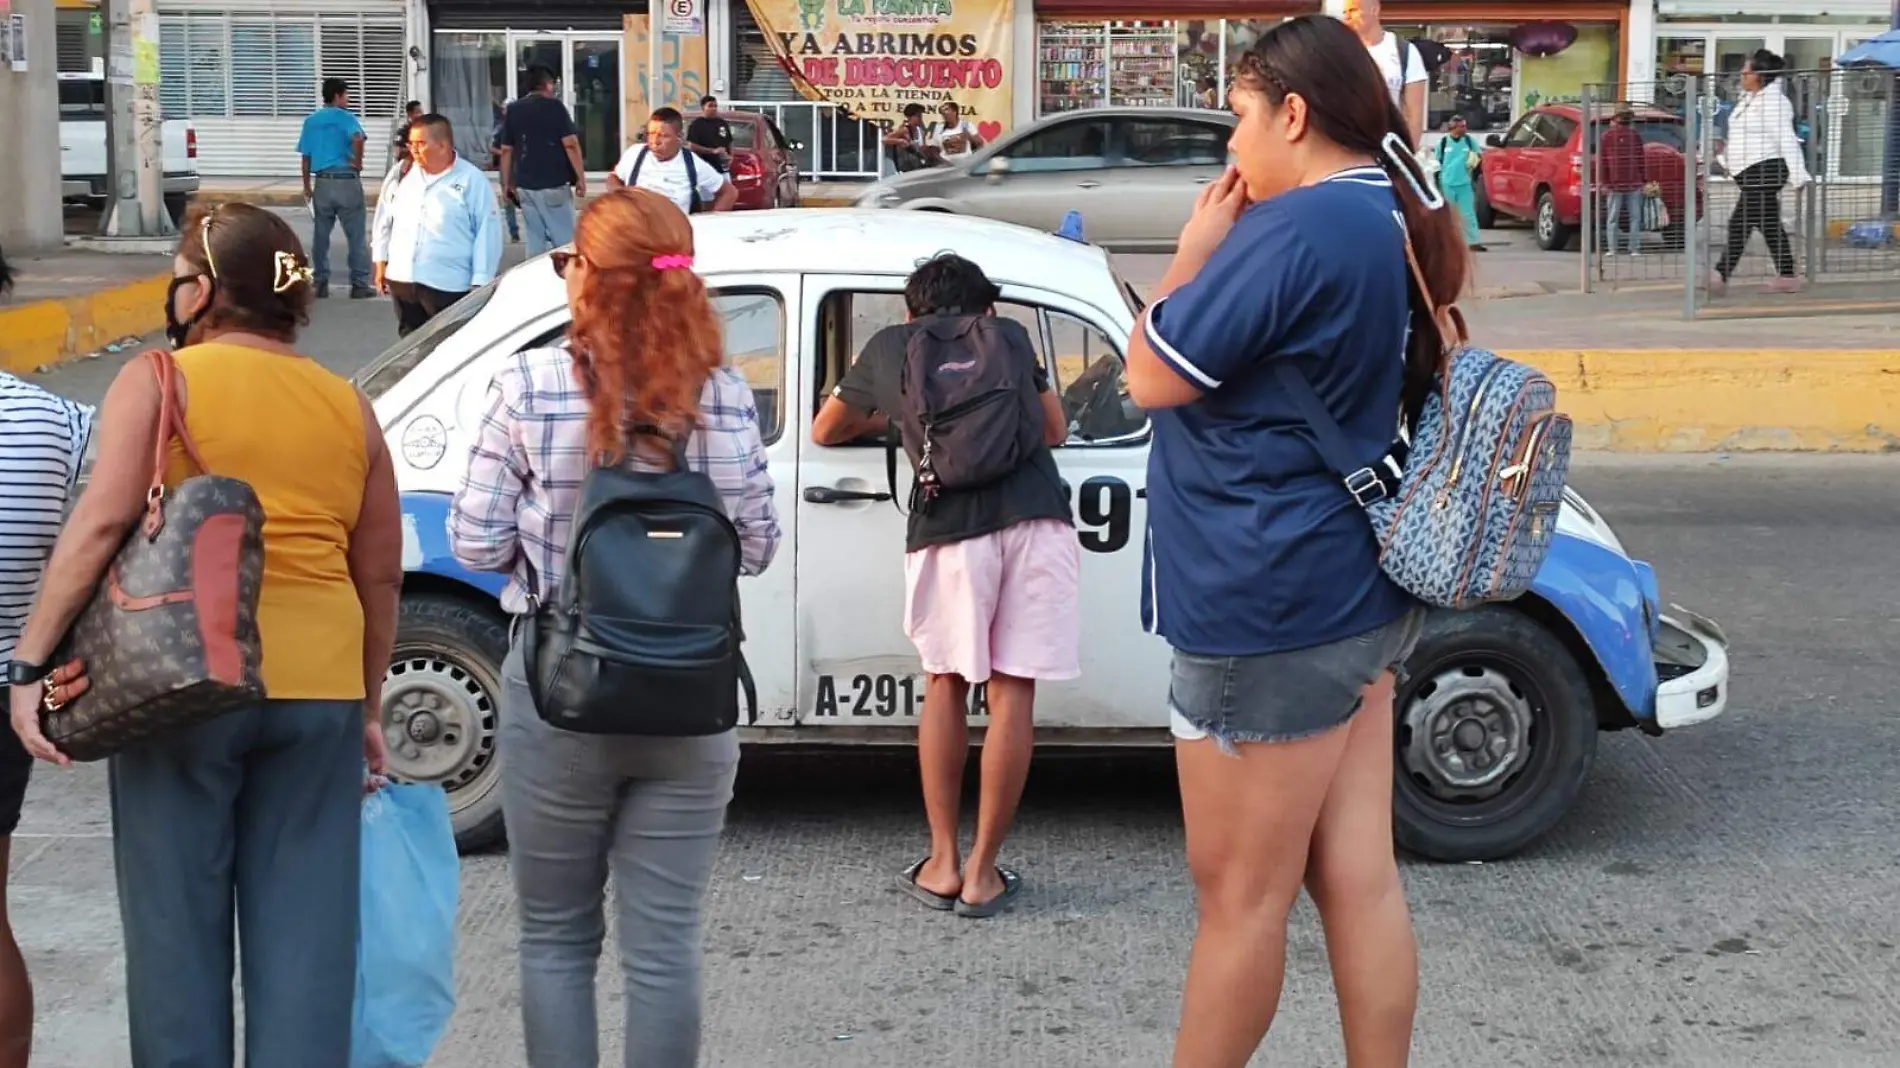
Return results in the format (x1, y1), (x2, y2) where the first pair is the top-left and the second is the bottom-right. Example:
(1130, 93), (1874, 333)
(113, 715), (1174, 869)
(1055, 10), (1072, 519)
(1275, 243), (1573, 611)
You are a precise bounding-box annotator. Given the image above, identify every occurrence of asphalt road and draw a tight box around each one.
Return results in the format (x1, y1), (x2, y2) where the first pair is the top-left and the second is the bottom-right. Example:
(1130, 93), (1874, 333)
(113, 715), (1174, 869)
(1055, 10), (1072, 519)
(13, 246), (1900, 1067)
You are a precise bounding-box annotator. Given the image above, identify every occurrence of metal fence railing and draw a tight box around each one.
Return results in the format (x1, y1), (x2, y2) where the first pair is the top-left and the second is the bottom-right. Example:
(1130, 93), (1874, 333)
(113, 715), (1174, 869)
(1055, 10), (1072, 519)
(726, 100), (883, 182)
(1578, 70), (1900, 316)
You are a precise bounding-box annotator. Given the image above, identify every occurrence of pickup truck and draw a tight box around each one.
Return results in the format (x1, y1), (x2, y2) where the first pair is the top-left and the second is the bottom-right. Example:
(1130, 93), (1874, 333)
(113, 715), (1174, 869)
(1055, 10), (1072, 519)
(59, 73), (199, 221)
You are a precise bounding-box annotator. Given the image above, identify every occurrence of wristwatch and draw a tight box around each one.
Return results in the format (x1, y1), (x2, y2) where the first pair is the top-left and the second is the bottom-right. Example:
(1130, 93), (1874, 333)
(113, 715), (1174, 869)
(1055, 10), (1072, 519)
(5, 659), (51, 687)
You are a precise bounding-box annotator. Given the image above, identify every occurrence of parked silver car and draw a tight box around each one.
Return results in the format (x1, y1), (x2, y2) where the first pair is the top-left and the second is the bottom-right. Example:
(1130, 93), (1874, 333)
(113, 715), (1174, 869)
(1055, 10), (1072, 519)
(854, 107), (1237, 253)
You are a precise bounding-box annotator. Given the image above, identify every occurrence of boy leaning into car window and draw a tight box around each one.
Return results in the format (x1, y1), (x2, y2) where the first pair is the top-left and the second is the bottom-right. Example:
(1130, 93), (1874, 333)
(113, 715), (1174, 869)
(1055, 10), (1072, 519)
(810, 255), (1076, 919)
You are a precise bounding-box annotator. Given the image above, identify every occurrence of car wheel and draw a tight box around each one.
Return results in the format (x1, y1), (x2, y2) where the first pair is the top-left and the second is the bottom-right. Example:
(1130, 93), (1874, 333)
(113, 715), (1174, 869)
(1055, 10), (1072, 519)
(1534, 191), (1574, 251)
(1472, 176), (1496, 230)
(1392, 606), (1597, 862)
(382, 594), (509, 853)
(164, 193), (189, 224)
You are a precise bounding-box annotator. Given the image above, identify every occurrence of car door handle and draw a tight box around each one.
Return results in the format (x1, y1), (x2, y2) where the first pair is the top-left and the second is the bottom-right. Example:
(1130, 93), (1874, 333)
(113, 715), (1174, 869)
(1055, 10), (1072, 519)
(1076, 180), (1100, 189)
(1195, 176), (1214, 184)
(803, 485), (893, 505)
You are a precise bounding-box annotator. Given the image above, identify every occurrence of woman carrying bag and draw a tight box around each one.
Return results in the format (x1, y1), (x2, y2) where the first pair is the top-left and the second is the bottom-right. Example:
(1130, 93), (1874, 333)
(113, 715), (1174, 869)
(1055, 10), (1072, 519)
(5, 203), (402, 1068)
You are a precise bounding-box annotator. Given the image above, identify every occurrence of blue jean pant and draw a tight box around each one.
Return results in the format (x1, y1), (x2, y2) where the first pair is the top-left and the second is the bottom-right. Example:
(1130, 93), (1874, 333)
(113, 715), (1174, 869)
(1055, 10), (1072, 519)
(311, 171), (370, 289)
(110, 698), (363, 1068)
(1604, 189), (1645, 254)
(518, 186), (578, 257)
(501, 642), (738, 1068)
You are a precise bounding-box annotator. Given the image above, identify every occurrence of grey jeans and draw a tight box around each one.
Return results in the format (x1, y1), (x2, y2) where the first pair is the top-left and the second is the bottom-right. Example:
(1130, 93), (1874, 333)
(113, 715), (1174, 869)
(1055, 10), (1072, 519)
(109, 698), (363, 1068)
(518, 186), (578, 257)
(501, 642), (739, 1068)
(311, 171), (370, 289)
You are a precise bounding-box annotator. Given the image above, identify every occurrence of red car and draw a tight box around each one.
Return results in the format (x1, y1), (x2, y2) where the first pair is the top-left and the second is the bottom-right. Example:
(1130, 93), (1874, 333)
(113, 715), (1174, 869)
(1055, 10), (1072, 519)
(713, 110), (803, 211)
(1476, 103), (1704, 251)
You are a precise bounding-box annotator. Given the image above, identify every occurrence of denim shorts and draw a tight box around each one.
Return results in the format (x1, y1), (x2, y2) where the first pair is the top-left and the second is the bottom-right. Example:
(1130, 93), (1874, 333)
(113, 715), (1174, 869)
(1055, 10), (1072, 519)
(1168, 608), (1427, 751)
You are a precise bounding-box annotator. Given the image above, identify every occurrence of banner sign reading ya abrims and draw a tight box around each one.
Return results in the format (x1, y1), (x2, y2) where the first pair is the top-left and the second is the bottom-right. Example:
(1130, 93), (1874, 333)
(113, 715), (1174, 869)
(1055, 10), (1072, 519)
(743, 0), (1013, 138)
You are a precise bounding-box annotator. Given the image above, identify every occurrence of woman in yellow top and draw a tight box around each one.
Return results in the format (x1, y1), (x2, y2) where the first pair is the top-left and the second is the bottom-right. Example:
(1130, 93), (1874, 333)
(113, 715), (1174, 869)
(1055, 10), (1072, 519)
(4, 203), (402, 1068)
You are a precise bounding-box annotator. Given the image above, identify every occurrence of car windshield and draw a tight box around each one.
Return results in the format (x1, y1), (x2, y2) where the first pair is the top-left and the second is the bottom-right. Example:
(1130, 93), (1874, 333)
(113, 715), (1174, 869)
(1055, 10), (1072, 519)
(1588, 119), (1685, 153)
(354, 281), (501, 400)
(59, 79), (106, 119)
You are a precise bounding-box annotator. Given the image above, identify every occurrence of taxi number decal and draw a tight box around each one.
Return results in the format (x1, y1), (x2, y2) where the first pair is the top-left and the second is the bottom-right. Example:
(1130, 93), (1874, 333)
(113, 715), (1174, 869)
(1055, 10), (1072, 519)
(811, 675), (991, 718)
(1067, 475), (1146, 555)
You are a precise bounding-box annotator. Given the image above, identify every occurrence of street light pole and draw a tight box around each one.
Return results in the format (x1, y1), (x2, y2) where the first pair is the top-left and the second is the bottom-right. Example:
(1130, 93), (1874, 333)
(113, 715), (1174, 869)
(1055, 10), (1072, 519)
(100, 0), (172, 237)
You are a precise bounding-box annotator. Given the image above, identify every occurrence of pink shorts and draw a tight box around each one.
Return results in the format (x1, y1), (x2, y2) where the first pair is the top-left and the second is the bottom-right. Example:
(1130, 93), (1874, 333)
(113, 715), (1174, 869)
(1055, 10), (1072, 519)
(902, 518), (1081, 684)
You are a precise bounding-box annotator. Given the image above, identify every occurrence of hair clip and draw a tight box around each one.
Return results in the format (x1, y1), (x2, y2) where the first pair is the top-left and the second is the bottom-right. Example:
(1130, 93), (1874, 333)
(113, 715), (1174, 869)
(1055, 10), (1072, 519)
(272, 251), (315, 293)
(200, 215), (222, 280)
(650, 254), (694, 271)
(1379, 132), (1447, 211)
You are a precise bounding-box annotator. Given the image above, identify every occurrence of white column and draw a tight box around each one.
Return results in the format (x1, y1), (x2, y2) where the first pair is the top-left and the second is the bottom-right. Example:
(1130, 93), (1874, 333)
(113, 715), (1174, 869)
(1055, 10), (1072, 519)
(1626, 0), (1657, 103)
(1012, 0), (1033, 128)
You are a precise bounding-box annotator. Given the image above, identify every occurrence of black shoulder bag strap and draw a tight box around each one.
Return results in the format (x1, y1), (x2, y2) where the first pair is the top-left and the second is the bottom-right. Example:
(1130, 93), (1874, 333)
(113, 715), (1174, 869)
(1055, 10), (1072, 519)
(684, 149), (703, 213)
(629, 146), (649, 185)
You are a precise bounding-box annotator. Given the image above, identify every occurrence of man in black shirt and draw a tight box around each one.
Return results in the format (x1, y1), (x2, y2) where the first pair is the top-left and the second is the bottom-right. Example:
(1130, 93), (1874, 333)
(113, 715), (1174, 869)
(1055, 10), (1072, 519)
(686, 95), (734, 174)
(812, 255), (1077, 919)
(498, 65), (587, 256)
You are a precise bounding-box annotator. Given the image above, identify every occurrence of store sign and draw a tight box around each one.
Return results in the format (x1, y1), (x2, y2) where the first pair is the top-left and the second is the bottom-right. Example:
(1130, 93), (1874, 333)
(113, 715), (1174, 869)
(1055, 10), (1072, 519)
(742, 0), (1014, 135)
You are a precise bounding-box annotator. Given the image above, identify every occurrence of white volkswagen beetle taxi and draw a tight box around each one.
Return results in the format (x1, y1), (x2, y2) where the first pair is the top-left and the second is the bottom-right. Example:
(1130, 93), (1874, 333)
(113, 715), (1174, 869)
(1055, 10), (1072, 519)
(356, 210), (1730, 863)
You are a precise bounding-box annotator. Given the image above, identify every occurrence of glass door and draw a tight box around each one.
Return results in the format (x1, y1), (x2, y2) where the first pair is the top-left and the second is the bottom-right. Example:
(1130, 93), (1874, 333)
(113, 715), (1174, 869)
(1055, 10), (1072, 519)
(570, 38), (623, 174)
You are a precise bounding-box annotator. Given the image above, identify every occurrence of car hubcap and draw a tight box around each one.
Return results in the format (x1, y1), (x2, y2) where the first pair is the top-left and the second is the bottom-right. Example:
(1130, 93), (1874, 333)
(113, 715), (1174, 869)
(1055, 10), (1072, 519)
(1400, 665), (1533, 801)
(382, 652), (498, 805)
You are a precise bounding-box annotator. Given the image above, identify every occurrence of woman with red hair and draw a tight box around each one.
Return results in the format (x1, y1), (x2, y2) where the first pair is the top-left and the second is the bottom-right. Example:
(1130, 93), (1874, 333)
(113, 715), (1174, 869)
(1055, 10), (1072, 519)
(448, 188), (780, 1068)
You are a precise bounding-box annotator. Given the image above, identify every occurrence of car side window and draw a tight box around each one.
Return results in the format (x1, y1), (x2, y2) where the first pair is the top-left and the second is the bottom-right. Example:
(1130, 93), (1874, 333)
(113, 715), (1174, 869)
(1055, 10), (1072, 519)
(824, 290), (1145, 447)
(1539, 115), (1579, 147)
(764, 118), (790, 151)
(1115, 119), (1229, 167)
(711, 288), (786, 444)
(1000, 118), (1113, 174)
(1502, 115), (1541, 148)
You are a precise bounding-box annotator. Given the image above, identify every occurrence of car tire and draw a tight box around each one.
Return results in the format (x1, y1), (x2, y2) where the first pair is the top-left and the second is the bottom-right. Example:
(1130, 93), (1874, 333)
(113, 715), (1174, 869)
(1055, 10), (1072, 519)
(1534, 190), (1574, 252)
(1472, 175), (1496, 230)
(1391, 606), (1597, 863)
(164, 193), (190, 224)
(383, 594), (509, 853)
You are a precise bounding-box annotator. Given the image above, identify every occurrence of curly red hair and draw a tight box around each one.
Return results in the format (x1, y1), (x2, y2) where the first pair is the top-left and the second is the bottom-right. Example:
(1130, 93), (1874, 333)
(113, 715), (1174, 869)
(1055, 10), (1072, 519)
(567, 189), (723, 464)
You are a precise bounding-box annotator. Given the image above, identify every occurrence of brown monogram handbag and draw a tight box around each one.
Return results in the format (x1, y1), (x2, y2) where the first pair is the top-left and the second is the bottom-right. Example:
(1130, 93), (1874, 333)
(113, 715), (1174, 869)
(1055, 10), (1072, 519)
(40, 349), (268, 761)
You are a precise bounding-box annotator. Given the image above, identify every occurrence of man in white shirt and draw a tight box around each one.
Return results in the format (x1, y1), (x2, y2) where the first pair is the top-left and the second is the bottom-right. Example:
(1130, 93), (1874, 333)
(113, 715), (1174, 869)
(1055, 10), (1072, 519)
(1347, 0), (1427, 143)
(372, 114), (505, 336)
(608, 107), (738, 216)
(927, 101), (986, 164)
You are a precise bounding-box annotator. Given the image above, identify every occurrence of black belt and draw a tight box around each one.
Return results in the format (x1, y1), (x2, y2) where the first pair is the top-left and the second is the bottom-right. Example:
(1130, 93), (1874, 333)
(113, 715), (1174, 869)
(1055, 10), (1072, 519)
(316, 169), (360, 179)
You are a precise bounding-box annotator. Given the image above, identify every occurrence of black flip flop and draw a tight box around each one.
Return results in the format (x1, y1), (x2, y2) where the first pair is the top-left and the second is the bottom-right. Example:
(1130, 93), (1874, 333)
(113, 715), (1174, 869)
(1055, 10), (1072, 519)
(954, 867), (1023, 919)
(897, 857), (957, 912)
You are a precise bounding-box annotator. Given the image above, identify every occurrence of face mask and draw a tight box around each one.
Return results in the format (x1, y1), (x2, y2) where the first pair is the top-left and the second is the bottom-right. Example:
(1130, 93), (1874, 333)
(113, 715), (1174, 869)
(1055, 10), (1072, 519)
(164, 275), (211, 350)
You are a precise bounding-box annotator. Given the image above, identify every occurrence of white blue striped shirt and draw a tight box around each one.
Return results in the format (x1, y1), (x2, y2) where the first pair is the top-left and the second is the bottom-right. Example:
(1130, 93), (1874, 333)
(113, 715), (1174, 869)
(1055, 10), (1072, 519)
(0, 373), (93, 660)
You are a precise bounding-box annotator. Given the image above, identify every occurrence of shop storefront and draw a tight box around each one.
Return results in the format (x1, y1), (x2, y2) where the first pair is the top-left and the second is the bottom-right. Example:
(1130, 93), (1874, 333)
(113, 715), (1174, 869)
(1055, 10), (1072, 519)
(1382, 2), (1630, 136)
(1030, 4), (1317, 118)
(56, 0), (413, 177)
(425, 0), (647, 173)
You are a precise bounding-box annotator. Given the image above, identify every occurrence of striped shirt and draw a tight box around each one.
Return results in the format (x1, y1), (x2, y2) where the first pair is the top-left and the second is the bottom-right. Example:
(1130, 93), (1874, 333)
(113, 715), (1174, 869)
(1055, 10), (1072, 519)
(448, 346), (781, 615)
(0, 374), (94, 660)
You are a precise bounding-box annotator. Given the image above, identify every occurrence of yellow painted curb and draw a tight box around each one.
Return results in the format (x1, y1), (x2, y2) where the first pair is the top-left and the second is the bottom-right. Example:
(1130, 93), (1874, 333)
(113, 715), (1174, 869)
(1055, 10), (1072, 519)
(1515, 349), (1900, 453)
(0, 274), (171, 377)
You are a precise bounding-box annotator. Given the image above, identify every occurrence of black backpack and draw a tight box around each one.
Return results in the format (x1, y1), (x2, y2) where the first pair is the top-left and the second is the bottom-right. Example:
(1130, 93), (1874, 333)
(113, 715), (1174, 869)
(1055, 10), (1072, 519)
(627, 146), (704, 213)
(896, 314), (1045, 510)
(520, 428), (754, 735)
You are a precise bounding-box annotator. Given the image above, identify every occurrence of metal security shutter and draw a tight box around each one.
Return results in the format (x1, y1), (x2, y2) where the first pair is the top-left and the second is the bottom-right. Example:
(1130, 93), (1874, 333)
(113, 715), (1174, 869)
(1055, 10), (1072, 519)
(730, 2), (796, 101)
(319, 14), (409, 127)
(231, 15), (319, 117)
(56, 11), (94, 74)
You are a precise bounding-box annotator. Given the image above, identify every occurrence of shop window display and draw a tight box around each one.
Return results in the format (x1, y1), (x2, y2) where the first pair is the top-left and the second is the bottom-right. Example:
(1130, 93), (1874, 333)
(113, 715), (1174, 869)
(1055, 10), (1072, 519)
(1390, 25), (1517, 134)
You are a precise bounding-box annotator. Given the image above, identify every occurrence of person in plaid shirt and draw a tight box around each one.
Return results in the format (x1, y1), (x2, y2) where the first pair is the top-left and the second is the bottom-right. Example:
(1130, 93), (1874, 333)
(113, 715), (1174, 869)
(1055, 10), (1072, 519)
(447, 187), (778, 1068)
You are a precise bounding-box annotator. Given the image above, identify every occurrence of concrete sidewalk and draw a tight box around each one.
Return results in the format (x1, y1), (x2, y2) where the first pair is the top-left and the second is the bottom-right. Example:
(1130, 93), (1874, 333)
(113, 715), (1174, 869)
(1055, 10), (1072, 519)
(195, 175), (871, 210)
(0, 247), (172, 375)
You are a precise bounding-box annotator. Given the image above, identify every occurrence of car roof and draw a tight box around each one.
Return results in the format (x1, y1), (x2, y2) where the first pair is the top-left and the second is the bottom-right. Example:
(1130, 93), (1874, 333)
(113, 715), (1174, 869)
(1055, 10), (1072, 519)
(1027, 106), (1235, 126)
(484, 209), (1120, 319)
(1535, 102), (1677, 122)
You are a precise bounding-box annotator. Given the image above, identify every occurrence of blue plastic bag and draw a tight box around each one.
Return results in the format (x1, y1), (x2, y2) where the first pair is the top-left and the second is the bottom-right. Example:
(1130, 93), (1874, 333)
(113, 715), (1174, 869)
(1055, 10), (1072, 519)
(351, 783), (460, 1068)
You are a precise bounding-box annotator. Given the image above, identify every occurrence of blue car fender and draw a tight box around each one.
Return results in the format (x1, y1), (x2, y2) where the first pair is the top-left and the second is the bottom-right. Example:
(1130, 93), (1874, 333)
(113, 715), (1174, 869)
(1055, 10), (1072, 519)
(400, 491), (507, 599)
(1527, 532), (1660, 724)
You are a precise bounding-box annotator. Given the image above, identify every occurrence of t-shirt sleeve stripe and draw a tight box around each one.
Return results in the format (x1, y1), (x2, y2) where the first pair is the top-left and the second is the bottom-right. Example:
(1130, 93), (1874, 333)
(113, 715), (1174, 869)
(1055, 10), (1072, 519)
(1142, 300), (1222, 390)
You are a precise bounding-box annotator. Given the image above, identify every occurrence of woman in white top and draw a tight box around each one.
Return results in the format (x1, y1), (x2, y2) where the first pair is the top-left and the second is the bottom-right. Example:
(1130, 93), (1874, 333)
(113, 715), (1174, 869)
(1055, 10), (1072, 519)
(1713, 49), (1810, 293)
(1347, 0), (1426, 141)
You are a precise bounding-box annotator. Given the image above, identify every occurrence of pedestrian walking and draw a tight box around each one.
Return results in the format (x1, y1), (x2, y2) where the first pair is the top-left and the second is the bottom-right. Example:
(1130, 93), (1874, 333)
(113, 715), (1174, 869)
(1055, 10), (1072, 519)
(448, 188), (779, 1068)
(1598, 108), (1647, 257)
(492, 118), (524, 245)
(1436, 114), (1486, 250)
(0, 369), (93, 1068)
(687, 95), (734, 174)
(609, 108), (738, 215)
(297, 77), (374, 299)
(373, 114), (504, 336)
(6, 203), (402, 1068)
(1712, 49), (1809, 294)
(1347, 0), (1426, 143)
(812, 254), (1077, 919)
(499, 65), (587, 256)
(1123, 16), (1467, 1067)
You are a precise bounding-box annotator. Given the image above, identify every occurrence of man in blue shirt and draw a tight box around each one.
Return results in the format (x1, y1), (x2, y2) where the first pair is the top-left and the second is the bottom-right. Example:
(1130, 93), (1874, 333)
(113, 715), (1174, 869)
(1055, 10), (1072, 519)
(372, 114), (503, 337)
(297, 77), (373, 300)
